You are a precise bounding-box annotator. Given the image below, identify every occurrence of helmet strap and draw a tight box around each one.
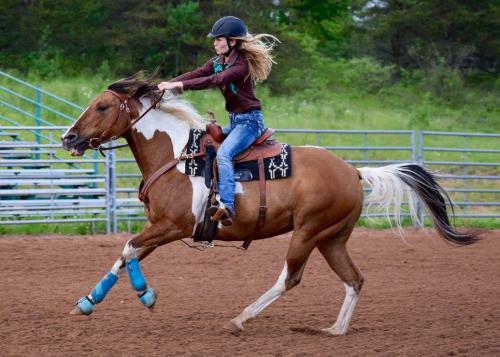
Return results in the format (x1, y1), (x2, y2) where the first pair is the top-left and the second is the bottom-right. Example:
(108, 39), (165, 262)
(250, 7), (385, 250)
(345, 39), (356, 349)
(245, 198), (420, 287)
(223, 37), (233, 57)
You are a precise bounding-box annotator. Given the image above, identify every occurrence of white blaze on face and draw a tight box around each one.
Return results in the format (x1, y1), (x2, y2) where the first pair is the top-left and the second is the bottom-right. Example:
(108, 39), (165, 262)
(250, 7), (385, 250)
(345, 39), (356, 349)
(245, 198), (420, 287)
(62, 125), (73, 140)
(62, 105), (91, 139)
(133, 99), (190, 159)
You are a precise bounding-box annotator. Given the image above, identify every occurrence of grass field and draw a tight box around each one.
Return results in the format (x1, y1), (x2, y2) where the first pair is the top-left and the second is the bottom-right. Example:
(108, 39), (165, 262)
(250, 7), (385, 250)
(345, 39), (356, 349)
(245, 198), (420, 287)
(2, 71), (499, 133)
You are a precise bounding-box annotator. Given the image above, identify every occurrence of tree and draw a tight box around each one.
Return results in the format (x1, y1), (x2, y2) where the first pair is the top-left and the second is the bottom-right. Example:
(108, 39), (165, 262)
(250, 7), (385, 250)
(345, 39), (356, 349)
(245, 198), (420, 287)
(350, 0), (500, 74)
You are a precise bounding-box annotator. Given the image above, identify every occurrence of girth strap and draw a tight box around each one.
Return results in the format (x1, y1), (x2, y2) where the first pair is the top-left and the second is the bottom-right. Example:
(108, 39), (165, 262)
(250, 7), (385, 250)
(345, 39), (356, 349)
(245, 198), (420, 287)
(242, 157), (267, 250)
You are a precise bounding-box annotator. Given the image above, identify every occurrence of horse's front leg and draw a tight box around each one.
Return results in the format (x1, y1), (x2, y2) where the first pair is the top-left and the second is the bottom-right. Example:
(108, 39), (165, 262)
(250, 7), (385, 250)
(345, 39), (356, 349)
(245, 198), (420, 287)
(70, 223), (181, 315)
(70, 256), (125, 315)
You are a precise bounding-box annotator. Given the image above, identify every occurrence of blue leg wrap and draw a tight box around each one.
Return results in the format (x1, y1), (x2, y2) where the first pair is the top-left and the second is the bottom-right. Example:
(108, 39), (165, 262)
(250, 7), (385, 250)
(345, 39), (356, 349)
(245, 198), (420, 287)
(75, 296), (95, 315)
(89, 272), (119, 304)
(139, 288), (156, 308)
(126, 257), (147, 292)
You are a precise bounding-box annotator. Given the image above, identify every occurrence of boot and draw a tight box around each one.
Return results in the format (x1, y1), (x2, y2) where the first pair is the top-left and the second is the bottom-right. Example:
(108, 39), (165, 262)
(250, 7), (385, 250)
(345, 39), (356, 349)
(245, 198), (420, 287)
(207, 205), (235, 226)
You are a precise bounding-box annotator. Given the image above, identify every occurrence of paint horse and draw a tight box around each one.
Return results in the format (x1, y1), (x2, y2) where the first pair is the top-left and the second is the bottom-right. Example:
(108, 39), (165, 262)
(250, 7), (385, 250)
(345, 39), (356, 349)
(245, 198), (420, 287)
(62, 75), (477, 335)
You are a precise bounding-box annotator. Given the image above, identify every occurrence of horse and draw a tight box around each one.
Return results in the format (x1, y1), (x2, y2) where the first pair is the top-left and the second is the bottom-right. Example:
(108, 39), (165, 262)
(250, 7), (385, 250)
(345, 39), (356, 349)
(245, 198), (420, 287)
(61, 74), (477, 336)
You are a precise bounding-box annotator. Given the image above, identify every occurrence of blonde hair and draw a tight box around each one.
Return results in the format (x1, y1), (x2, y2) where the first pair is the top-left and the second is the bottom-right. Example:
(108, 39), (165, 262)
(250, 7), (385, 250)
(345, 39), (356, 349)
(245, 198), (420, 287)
(233, 33), (279, 83)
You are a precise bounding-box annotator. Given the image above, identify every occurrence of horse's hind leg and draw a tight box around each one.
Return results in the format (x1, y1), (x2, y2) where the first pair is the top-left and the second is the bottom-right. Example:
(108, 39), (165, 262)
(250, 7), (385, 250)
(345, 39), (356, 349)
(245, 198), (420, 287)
(225, 233), (316, 335)
(317, 229), (364, 335)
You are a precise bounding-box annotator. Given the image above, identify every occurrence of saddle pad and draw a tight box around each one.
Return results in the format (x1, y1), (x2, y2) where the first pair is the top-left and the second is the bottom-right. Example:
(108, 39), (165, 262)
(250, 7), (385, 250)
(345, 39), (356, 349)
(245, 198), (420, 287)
(184, 129), (292, 181)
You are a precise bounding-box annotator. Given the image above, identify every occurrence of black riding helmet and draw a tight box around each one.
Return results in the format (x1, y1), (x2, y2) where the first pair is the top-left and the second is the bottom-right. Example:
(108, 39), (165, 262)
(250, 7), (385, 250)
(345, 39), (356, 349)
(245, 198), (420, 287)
(207, 16), (247, 38)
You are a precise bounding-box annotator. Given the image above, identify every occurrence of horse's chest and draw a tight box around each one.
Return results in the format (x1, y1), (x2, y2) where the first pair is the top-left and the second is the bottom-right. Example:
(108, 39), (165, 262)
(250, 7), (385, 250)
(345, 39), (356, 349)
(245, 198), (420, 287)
(146, 174), (209, 233)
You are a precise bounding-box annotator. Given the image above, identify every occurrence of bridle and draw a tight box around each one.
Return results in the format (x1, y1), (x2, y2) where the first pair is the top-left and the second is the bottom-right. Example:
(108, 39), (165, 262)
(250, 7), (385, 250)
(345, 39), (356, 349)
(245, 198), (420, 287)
(85, 88), (207, 207)
(88, 89), (165, 156)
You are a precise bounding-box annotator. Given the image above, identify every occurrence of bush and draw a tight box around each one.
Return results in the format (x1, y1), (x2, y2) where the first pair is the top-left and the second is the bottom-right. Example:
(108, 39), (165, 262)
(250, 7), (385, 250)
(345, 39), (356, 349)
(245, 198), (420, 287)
(329, 57), (394, 94)
(269, 54), (394, 99)
(405, 65), (465, 103)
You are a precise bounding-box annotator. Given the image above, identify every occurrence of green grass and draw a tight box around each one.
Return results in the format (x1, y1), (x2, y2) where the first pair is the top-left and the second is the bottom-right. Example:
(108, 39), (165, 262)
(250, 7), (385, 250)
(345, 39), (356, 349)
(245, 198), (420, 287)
(2, 71), (499, 133)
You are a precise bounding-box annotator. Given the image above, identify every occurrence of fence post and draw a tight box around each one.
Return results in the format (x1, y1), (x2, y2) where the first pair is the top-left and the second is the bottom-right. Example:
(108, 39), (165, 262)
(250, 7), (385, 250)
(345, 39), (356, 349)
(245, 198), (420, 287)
(411, 130), (417, 162)
(34, 87), (41, 160)
(105, 148), (111, 234)
(462, 134), (469, 216)
(363, 132), (368, 162)
(416, 130), (424, 226)
(110, 148), (117, 233)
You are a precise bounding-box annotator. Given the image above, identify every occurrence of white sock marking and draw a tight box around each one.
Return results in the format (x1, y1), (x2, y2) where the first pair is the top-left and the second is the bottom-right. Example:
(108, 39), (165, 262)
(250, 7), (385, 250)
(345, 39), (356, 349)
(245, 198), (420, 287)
(233, 263), (288, 326)
(110, 258), (124, 276)
(122, 240), (139, 260)
(327, 283), (358, 334)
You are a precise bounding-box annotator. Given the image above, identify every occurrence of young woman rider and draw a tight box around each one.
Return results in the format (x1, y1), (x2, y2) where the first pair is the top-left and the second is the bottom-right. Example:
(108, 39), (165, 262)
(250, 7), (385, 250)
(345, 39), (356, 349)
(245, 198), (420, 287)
(158, 16), (278, 225)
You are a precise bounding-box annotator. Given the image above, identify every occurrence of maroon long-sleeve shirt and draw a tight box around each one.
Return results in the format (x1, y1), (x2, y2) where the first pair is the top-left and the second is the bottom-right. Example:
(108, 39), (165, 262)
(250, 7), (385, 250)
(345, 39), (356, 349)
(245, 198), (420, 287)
(171, 50), (261, 113)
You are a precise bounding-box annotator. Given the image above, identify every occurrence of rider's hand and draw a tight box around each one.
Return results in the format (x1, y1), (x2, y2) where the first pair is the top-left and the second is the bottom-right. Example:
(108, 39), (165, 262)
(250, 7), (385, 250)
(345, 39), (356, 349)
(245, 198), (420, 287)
(158, 81), (184, 91)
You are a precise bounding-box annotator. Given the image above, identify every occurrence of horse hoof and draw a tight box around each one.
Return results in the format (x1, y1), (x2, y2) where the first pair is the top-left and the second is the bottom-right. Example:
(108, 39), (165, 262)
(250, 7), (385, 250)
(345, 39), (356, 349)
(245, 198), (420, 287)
(223, 319), (243, 336)
(69, 306), (85, 315)
(321, 327), (345, 336)
(70, 296), (94, 316)
(138, 288), (156, 309)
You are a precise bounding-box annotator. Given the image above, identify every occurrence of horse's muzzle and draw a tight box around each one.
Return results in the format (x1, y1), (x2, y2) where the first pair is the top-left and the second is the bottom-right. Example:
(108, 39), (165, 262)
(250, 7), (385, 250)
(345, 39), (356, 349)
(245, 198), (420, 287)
(61, 131), (89, 156)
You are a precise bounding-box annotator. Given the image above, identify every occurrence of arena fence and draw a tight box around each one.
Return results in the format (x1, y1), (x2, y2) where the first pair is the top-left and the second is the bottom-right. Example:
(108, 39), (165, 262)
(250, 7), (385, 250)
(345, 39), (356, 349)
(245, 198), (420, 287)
(0, 126), (498, 233)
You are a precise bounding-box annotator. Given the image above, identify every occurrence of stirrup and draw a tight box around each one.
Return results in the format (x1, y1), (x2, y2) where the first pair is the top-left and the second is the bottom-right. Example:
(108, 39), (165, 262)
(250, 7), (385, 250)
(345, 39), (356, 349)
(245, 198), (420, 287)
(207, 206), (234, 226)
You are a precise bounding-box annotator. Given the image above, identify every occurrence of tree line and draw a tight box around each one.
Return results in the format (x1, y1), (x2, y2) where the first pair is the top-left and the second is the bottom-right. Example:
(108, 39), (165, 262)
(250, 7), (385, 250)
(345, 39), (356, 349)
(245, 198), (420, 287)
(1, 0), (498, 94)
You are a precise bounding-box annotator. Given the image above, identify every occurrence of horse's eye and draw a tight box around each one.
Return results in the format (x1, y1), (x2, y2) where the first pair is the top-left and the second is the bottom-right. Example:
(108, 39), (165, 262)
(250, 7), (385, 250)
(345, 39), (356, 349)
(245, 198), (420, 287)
(97, 105), (108, 113)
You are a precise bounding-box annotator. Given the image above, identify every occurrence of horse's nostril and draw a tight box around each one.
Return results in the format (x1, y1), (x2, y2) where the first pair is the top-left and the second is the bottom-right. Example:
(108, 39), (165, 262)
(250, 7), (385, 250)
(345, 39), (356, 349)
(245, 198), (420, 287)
(64, 132), (78, 144)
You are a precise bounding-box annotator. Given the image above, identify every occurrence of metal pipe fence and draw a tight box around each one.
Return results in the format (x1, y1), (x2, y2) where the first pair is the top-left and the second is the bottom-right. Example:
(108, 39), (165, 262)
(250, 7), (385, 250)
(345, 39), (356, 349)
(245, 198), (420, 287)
(1, 127), (498, 232)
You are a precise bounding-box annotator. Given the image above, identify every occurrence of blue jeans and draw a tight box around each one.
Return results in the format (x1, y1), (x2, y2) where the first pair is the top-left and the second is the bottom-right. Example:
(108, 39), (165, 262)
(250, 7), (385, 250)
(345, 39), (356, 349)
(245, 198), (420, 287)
(217, 110), (266, 210)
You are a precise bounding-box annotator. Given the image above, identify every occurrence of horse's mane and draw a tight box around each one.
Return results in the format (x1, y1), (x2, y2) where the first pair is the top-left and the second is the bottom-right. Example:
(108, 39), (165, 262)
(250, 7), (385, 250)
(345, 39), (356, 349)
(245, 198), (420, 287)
(108, 72), (206, 130)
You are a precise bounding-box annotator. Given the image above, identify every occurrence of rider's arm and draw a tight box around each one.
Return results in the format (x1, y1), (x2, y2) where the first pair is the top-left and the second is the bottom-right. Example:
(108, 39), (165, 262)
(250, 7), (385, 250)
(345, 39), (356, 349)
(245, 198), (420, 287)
(181, 60), (248, 91)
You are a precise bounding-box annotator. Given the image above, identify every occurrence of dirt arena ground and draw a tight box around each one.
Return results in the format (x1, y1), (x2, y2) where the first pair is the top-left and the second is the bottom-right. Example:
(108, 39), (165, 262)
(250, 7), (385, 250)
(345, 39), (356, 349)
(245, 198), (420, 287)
(1, 228), (499, 356)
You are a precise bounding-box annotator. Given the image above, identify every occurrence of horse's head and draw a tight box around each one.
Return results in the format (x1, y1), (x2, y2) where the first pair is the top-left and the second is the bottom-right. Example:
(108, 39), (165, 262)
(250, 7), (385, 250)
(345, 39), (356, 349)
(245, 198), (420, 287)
(62, 73), (160, 156)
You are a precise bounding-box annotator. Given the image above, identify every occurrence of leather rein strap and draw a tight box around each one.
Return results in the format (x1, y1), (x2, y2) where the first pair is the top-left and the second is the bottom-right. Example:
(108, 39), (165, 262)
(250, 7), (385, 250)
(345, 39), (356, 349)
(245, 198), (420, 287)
(89, 89), (165, 156)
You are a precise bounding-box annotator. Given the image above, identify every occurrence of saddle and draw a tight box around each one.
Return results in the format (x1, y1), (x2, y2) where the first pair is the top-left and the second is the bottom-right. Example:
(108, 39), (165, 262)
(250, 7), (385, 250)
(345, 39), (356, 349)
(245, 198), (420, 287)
(193, 116), (282, 249)
(203, 119), (282, 162)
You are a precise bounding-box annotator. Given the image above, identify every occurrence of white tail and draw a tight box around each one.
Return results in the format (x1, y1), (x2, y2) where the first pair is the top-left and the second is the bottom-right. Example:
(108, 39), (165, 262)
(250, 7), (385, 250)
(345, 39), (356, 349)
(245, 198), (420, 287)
(358, 164), (477, 245)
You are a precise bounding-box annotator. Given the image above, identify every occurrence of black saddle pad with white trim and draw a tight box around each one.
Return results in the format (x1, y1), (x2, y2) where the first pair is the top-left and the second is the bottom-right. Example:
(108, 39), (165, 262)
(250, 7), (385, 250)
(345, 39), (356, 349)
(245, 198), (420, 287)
(184, 129), (292, 181)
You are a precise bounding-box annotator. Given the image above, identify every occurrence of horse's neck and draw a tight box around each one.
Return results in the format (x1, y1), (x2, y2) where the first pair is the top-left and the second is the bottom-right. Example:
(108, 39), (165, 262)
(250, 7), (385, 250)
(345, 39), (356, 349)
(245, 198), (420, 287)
(124, 106), (191, 179)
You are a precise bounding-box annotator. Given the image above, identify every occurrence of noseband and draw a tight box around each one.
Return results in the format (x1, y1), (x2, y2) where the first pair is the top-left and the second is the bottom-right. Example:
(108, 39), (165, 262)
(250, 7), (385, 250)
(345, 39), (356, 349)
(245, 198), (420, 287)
(88, 89), (165, 156)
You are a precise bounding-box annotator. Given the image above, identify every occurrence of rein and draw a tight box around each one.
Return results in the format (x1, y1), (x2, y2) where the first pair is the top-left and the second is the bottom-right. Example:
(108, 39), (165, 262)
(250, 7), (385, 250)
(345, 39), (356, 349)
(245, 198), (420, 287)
(89, 89), (166, 157)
